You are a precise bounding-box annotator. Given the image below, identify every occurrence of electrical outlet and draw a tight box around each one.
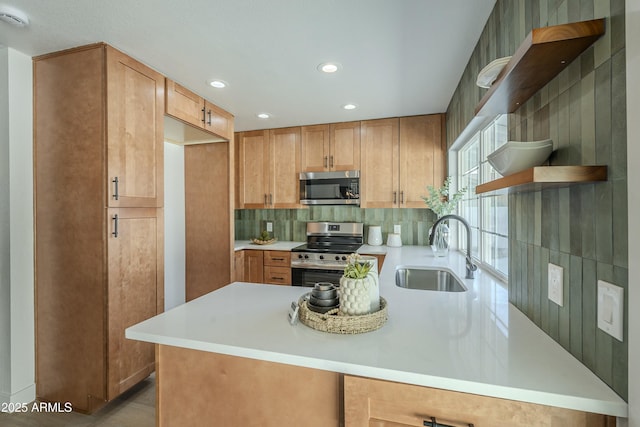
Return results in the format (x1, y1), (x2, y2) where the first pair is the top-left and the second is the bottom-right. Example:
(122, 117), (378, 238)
(597, 280), (624, 342)
(394, 224), (401, 234)
(266, 221), (273, 232)
(548, 263), (564, 306)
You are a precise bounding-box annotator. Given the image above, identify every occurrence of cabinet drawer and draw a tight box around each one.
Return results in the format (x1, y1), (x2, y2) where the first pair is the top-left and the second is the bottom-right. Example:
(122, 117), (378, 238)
(263, 266), (291, 286)
(264, 251), (291, 267)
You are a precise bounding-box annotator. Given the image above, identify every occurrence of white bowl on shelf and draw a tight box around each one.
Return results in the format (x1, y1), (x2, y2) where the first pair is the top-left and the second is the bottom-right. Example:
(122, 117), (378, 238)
(476, 56), (512, 88)
(487, 139), (554, 176)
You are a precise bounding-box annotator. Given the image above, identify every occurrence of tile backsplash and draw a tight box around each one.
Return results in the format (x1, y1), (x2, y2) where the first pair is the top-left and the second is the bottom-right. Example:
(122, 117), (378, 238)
(446, 0), (627, 399)
(235, 207), (437, 245)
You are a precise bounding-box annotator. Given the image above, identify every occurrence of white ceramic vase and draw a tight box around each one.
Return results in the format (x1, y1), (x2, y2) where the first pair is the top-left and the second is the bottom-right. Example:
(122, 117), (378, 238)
(339, 272), (380, 315)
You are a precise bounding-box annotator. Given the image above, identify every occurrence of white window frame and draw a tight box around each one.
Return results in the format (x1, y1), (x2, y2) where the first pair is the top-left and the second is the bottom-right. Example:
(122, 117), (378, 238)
(452, 115), (508, 282)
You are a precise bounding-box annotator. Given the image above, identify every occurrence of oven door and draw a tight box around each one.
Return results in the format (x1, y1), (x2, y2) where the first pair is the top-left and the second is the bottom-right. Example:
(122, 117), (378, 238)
(291, 267), (343, 287)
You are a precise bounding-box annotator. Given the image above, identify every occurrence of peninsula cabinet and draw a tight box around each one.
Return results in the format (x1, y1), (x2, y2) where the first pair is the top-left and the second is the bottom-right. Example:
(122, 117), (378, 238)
(34, 43), (164, 413)
(301, 121), (361, 172)
(360, 115), (445, 208)
(165, 78), (234, 140)
(236, 127), (302, 208)
(344, 375), (615, 427)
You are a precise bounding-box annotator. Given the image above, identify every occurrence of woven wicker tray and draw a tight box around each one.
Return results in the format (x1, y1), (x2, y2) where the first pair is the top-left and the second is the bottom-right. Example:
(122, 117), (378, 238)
(298, 296), (388, 334)
(251, 238), (277, 245)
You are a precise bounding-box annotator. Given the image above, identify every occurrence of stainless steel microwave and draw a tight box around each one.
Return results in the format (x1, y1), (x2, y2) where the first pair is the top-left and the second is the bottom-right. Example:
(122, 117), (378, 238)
(299, 170), (360, 206)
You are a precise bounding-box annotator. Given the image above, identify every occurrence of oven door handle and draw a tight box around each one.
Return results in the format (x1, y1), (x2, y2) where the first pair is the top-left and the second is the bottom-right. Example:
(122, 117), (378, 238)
(291, 264), (345, 271)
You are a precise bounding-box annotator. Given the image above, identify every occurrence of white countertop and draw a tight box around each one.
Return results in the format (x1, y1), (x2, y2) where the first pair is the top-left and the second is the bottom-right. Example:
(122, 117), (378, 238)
(127, 246), (627, 417)
(234, 240), (305, 251)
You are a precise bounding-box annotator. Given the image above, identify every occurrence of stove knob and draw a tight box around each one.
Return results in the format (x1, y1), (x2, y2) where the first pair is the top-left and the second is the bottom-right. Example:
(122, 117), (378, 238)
(304, 255), (309, 259)
(319, 255), (324, 260)
(298, 254), (303, 259)
(335, 256), (340, 261)
(341, 256), (347, 261)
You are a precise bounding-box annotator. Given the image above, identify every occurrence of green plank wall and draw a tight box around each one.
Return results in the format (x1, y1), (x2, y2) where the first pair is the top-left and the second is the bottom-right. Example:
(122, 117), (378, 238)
(445, 0), (627, 399)
(235, 207), (437, 246)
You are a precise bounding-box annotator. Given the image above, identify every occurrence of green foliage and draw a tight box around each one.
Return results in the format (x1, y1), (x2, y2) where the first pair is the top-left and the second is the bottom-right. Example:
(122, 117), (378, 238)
(343, 253), (373, 279)
(421, 177), (466, 218)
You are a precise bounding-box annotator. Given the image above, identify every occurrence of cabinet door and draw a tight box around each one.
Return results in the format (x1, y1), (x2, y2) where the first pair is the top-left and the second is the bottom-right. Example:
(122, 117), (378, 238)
(204, 100), (234, 140)
(399, 114), (446, 208)
(345, 376), (614, 427)
(301, 124), (330, 172)
(244, 250), (264, 283)
(330, 121), (361, 171)
(270, 127), (302, 208)
(165, 79), (205, 128)
(107, 207), (162, 400)
(360, 118), (399, 208)
(107, 46), (165, 208)
(238, 130), (270, 208)
(234, 251), (245, 282)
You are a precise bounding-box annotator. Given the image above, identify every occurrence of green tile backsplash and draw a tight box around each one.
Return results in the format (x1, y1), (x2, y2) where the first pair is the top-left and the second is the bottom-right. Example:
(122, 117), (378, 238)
(446, 0), (627, 399)
(235, 207), (437, 246)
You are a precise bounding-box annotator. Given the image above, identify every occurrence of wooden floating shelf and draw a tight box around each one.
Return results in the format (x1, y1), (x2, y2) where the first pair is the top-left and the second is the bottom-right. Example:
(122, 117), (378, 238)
(475, 18), (605, 117)
(475, 166), (608, 194)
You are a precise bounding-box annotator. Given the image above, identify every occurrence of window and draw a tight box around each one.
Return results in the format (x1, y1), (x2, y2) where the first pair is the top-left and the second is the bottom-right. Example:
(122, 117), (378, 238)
(457, 116), (508, 279)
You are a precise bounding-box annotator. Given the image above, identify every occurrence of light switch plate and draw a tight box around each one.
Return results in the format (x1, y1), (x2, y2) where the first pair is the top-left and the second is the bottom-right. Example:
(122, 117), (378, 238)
(266, 221), (273, 232)
(597, 280), (624, 342)
(394, 224), (401, 234)
(548, 263), (564, 306)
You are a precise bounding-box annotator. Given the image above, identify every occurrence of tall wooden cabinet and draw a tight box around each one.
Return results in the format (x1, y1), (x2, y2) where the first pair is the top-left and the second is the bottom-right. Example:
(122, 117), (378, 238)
(34, 43), (164, 413)
(236, 127), (302, 208)
(361, 115), (445, 208)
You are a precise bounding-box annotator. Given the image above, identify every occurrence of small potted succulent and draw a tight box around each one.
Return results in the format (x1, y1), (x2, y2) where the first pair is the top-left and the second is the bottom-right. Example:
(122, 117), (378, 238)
(339, 254), (379, 315)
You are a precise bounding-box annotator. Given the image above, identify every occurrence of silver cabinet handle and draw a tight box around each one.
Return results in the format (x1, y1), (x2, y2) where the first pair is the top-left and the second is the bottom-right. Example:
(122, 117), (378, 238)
(269, 194), (273, 205)
(329, 155), (334, 168)
(324, 156), (328, 168)
(201, 107), (206, 124)
(112, 214), (119, 238)
(400, 191), (404, 204)
(264, 194), (267, 205)
(393, 191), (397, 204)
(112, 177), (119, 200)
(207, 109), (212, 125)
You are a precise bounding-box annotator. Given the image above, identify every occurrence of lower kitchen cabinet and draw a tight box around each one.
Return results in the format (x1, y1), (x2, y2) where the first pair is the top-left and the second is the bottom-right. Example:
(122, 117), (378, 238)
(344, 376), (615, 427)
(263, 251), (292, 285)
(243, 250), (265, 283)
(242, 250), (292, 285)
(234, 250), (245, 282)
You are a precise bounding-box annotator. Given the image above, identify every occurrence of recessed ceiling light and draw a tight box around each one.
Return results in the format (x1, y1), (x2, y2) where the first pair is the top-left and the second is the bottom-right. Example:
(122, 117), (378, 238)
(342, 103), (358, 110)
(257, 113), (270, 119)
(209, 79), (227, 89)
(0, 6), (30, 27)
(317, 62), (341, 73)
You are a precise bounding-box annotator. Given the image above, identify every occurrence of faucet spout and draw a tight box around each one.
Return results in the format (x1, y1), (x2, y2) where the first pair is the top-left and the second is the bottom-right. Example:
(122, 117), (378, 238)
(429, 214), (478, 279)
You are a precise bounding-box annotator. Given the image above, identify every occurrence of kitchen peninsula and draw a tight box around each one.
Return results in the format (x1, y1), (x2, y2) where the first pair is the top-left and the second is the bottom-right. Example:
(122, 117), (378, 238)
(126, 247), (627, 426)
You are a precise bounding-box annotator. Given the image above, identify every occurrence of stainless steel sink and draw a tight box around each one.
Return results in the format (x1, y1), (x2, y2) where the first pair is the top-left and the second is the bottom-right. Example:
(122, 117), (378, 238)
(395, 267), (467, 292)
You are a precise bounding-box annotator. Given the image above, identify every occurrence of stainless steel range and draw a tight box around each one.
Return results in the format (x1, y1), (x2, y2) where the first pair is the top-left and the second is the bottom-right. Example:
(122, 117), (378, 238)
(291, 222), (364, 287)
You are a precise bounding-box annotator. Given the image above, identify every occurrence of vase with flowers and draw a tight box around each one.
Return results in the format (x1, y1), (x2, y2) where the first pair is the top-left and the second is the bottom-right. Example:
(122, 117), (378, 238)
(339, 254), (379, 315)
(422, 177), (466, 257)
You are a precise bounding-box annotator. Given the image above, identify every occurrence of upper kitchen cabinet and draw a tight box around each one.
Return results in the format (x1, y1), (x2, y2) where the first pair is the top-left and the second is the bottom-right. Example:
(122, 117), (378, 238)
(360, 115), (445, 208)
(301, 122), (360, 172)
(360, 118), (399, 208)
(165, 79), (234, 140)
(399, 114), (446, 207)
(237, 127), (302, 209)
(107, 47), (165, 208)
(34, 43), (164, 413)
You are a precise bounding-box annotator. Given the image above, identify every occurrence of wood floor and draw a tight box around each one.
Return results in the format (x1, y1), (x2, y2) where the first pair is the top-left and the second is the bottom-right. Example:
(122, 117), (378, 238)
(0, 375), (155, 427)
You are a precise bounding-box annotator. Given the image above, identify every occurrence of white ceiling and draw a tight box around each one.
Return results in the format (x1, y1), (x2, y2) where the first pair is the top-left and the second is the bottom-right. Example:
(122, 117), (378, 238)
(0, 0), (496, 132)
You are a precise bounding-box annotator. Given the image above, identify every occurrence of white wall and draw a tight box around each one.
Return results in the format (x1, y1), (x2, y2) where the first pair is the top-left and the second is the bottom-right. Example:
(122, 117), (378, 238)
(164, 142), (186, 310)
(627, 1), (640, 426)
(0, 47), (35, 404)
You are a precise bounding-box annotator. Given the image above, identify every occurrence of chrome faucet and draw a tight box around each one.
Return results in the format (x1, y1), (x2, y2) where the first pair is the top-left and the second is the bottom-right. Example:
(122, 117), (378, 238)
(429, 214), (478, 279)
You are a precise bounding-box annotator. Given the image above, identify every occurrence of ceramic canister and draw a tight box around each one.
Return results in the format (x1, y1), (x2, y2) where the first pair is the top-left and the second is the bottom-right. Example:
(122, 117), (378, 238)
(367, 226), (382, 246)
